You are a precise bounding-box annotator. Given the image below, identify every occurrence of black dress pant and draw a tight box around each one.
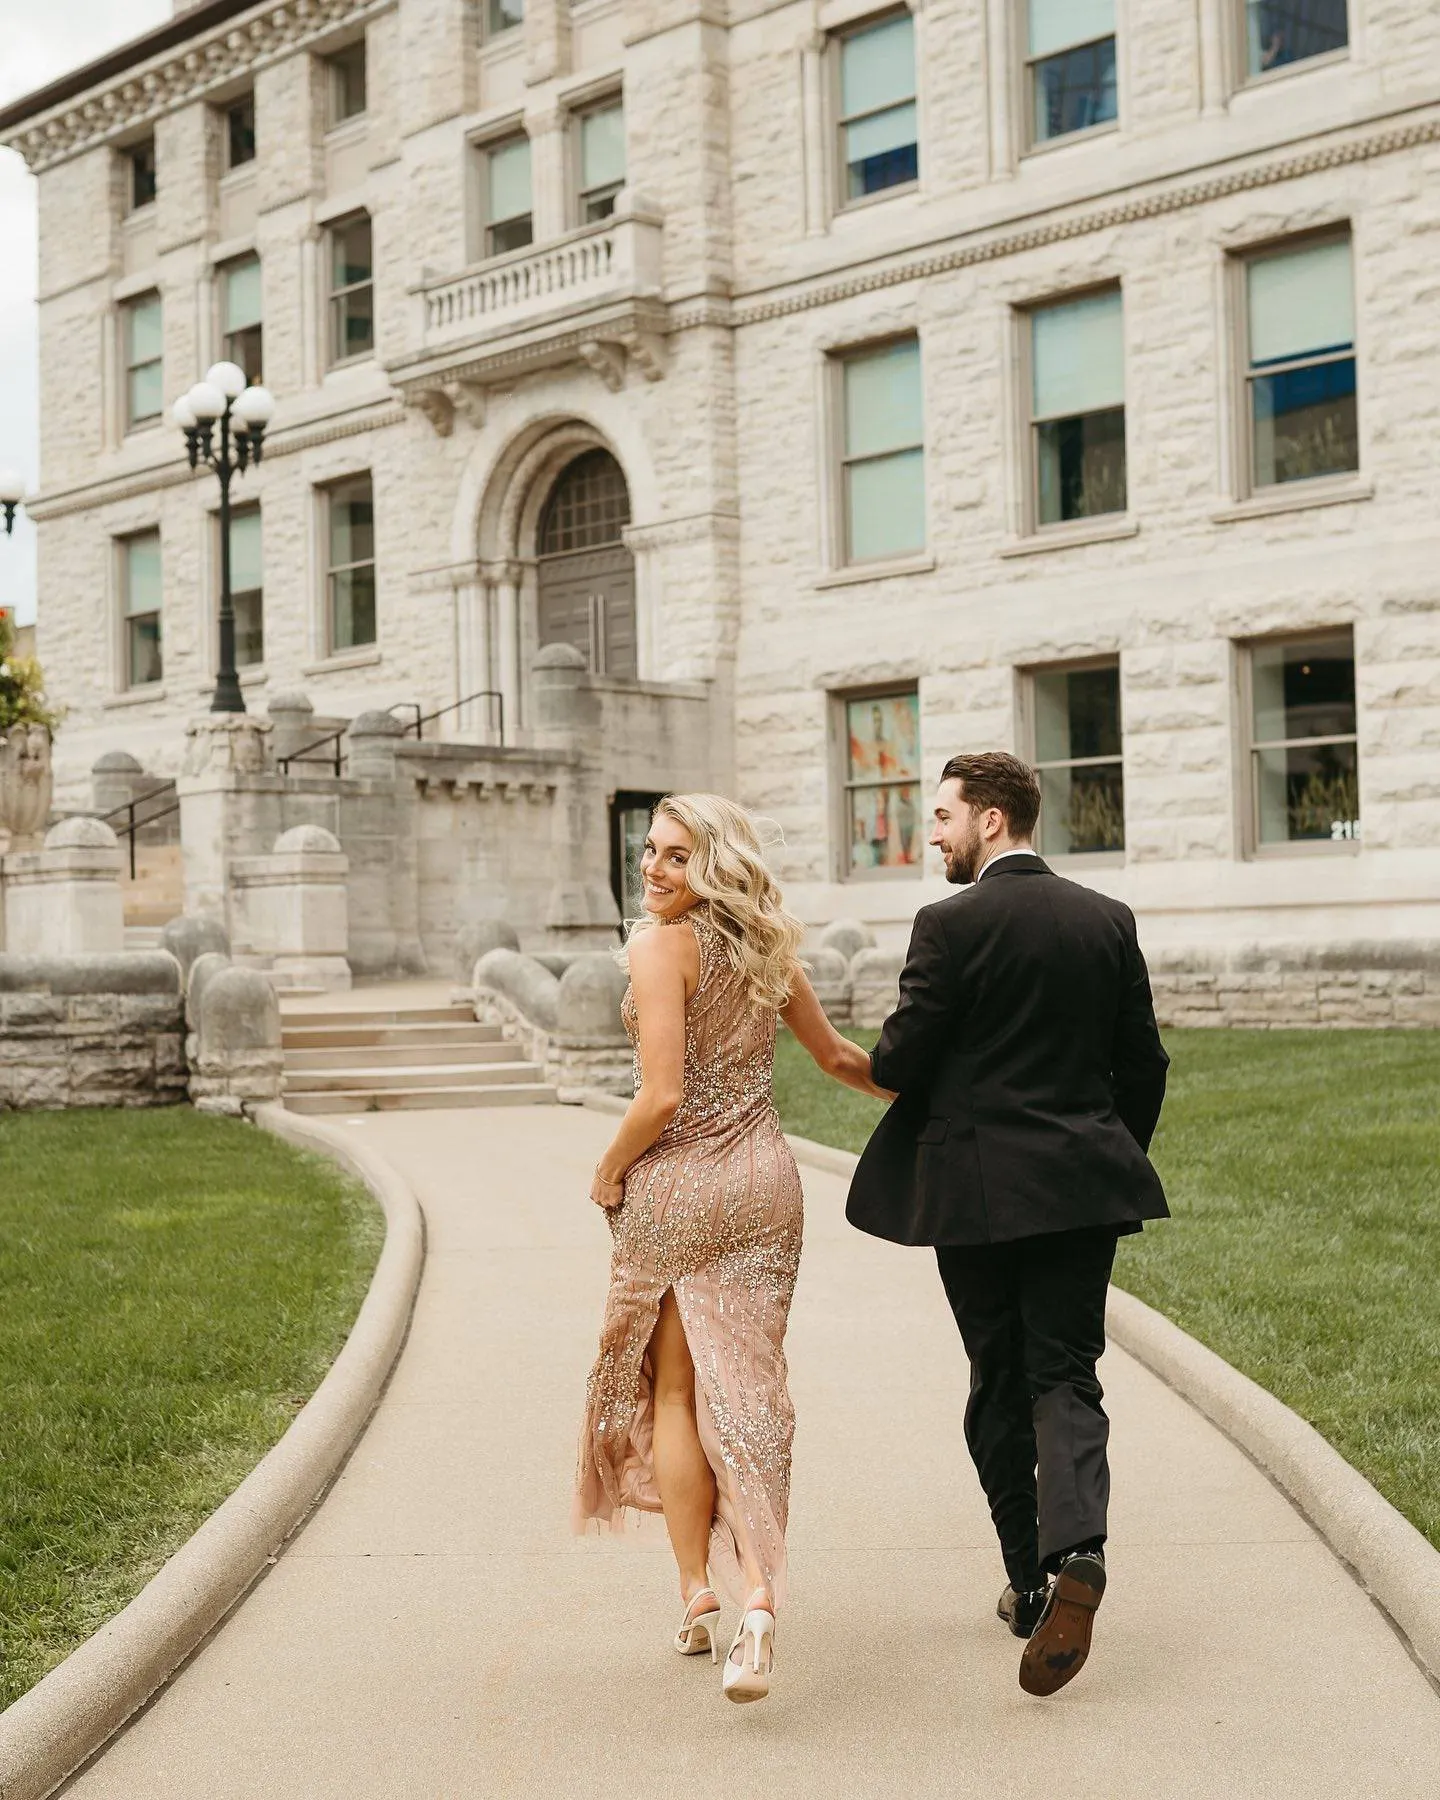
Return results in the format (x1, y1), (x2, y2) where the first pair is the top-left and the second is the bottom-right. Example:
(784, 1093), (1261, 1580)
(935, 1226), (1119, 1593)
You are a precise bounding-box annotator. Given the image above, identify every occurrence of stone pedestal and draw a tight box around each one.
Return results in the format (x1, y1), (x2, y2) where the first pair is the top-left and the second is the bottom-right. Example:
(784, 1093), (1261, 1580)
(230, 824), (352, 990)
(1, 816), (125, 956)
(531, 645), (622, 945)
(0, 722), (53, 853)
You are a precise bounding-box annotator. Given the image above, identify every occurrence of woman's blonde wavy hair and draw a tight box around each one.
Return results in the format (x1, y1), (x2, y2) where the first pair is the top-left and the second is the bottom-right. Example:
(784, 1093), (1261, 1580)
(629, 793), (805, 1012)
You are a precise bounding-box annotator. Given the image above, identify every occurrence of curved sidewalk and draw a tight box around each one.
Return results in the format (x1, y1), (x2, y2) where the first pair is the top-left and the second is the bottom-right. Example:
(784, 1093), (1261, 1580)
(65, 1106), (1440, 1799)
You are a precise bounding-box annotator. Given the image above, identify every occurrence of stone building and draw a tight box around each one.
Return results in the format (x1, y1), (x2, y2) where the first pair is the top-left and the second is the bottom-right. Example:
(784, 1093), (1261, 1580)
(2, 0), (1438, 1002)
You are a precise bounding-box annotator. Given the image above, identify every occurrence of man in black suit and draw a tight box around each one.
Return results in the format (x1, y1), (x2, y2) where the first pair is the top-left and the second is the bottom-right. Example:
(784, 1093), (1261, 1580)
(847, 751), (1169, 1696)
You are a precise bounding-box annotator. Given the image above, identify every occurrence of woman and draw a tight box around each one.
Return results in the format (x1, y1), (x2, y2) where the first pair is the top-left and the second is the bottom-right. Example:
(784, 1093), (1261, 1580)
(574, 794), (886, 1703)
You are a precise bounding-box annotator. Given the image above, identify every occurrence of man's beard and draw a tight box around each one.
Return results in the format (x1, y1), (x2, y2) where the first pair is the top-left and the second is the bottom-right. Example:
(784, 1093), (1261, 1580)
(946, 824), (984, 885)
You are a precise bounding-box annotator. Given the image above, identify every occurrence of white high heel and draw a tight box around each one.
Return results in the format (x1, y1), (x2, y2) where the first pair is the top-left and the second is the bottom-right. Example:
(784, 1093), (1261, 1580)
(721, 1590), (775, 1704)
(674, 1588), (722, 1661)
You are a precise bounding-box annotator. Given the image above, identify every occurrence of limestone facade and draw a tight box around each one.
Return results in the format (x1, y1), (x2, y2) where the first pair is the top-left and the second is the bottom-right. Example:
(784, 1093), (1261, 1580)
(3, 0), (1439, 969)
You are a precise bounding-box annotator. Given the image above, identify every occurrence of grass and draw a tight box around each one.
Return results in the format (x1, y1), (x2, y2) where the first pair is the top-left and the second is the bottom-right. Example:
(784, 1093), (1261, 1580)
(0, 1109), (383, 1709)
(774, 1027), (1440, 1549)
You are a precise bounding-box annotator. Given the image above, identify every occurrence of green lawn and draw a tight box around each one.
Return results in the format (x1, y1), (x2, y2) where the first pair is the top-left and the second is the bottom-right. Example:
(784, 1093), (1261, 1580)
(0, 1109), (383, 1709)
(775, 1027), (1440, 1548)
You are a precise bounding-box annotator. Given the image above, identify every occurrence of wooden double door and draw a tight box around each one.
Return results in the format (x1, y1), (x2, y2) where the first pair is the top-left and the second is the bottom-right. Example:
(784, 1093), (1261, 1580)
(535, 449), (637, 678)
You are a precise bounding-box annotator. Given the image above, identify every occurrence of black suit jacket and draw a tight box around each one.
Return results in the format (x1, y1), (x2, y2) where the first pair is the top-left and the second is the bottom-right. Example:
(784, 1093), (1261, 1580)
(846, 855), (1170, 1247)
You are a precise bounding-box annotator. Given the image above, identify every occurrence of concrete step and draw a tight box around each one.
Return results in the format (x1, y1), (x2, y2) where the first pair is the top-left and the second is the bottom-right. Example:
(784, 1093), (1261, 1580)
(281, 1005), (476, 1028)
(283, 1083), (557, 1114)
(283, 1040), (519, 1072)
(124, 925), (164, 951)
(284, 1061), (542, 1094)
(281, 1021), (504, 1050)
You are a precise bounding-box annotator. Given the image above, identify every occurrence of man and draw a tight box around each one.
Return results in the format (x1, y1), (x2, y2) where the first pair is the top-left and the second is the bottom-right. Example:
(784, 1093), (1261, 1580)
(847, 751), (1169, 1696)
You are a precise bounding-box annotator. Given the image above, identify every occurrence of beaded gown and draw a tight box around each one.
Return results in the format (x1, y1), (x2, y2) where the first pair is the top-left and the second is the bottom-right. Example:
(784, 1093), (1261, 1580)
(574, 908), (804, 1606)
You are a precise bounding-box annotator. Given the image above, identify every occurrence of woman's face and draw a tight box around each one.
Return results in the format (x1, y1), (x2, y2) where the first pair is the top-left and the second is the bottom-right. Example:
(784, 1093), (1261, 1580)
(640, 813), (700, 921)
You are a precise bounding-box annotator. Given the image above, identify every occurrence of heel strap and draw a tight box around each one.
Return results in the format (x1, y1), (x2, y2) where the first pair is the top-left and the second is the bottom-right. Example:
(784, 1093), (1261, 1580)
(683, 1589), (719, 1624)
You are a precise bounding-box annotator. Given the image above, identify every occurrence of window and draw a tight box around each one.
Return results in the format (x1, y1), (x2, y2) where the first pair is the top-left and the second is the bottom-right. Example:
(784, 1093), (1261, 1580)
(227, 505), (264, 668)
(1029, 661), (1124, 855)
(127, 139), (157, 211)
(1025, 0), (1117, 146)
(839, 337), (925, 564)
(328, 41), (367, 123)
(484, 136), (533, 256)
(1244, 1), (1348, 79)
(576, 100), (625, 224)
(1245, 630), (1359, 848)
(226, 94), (256, 168)
(1029, 288), (1126, 526)
(1243, 236), (1356, 490)
(220, 255), (262, 384)
(485, 0), (524, 36)
(837, 12), (918, 204)
(836, 687), (924, 878)
(327, 213), (374, 363)
(122, 292), (163, 429)
(121, 531), (162, 688)
(325, 476), (376, 652)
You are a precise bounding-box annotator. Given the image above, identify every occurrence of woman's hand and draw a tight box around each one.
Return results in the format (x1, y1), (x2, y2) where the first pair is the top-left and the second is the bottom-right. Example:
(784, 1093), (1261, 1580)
(781, 968), (895, 1101)
(591, 1168), (626, 1210)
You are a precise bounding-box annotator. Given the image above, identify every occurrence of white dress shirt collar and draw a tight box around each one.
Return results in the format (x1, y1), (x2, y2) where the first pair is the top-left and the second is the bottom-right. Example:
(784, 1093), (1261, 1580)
(977, 847), (1041, 879)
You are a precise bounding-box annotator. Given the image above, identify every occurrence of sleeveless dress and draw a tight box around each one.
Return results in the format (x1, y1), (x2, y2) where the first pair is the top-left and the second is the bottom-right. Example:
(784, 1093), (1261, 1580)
(573, 908), (805, 1606)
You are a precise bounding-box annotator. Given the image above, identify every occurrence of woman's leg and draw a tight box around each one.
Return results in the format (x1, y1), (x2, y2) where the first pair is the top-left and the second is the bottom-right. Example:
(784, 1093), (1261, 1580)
(648, 1288), (716, 1602)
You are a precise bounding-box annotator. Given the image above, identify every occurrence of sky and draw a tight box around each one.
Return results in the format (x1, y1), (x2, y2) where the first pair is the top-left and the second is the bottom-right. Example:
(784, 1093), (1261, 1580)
(0, 2), (172, 625)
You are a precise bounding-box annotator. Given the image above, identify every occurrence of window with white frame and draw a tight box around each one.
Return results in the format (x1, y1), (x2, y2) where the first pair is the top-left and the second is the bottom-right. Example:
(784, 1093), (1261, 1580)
(576, 99), (625, 224)
(1028, 287), (1126, 527)
(1242, 1), (1348, 81)
(838, 337), (925, 565)
(325, 475), (376, 652)
(327, 213), (374, 364)
(485, 0), (524, 36)
(1242, 235), (1357, 491)
(225, 94), (256, 169)
(1244, 630), (1359, 849)
(120, 530), (162, 689)
(220, 255), (262, 384)
(126, 139), (157, 211)
(836, 12), (918, 206)
(328, 41), (367, 124)
(227, 505), (264, 668)
(484, 135), (533, 256)
(1025, 0), (1117, 147)
(122, 292), (163, 429)
(834, 686), (924, 878)
(1028, 660), (1124, 855)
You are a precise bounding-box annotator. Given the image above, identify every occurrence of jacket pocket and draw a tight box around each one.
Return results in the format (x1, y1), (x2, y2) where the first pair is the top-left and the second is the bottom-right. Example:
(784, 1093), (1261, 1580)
(918, 1117), (949, 1145)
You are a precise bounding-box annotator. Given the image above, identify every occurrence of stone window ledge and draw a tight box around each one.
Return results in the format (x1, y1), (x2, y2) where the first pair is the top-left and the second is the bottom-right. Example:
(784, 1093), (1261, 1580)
(302, 647), (382, 677)
(999, 516), (1139, 559)
(1246, 839), (1363, 861)
(192, 667), (267, 694)
(104, 685), (167, 710)
(814, 554), (935, 590)
(1212, 478), (1374, 525)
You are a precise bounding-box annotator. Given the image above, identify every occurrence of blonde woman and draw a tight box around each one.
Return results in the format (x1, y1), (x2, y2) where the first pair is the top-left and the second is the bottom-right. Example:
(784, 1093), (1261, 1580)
(574, 794), (886, 1703)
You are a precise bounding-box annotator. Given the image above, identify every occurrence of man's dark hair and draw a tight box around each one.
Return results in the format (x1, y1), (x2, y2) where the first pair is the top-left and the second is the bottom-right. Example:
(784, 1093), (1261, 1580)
(939, 751), (1042, 839)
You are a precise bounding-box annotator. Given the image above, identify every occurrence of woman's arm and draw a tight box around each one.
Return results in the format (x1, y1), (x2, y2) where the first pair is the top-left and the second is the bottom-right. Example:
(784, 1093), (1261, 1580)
(781, 968), (894, 1101)
(590, 924), (699, 1208)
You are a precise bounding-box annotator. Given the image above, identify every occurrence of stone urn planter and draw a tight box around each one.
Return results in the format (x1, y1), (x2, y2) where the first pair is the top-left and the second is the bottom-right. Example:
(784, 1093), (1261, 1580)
(0, 723), (54, 851)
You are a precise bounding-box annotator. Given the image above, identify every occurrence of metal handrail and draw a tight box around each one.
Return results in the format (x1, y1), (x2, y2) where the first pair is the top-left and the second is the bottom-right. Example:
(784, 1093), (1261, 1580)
(278, 729), (345, 777)
(109, 794), (182, 880)
(393, 689), (505, 745)
(99, 781), (175, 826)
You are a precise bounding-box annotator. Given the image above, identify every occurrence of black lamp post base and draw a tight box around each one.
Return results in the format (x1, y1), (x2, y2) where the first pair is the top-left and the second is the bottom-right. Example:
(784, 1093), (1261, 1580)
(210, 671), (247, 714)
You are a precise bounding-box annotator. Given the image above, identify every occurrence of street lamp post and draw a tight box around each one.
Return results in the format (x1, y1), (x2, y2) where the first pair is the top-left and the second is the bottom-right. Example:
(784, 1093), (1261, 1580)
(0, 469), (25, 536)
(173, 363), (275, 715)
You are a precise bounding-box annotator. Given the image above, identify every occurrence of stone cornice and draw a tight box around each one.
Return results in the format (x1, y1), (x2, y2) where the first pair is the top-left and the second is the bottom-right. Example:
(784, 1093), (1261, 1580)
(1, 0), (396, 175)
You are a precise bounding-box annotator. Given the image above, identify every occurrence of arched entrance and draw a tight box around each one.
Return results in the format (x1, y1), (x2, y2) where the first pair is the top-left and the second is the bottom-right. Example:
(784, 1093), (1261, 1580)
(535, 449), (637, 678)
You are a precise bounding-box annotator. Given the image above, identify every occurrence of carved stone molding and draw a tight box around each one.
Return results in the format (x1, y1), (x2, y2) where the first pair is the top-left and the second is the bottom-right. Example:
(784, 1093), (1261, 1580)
(623, 511), (742, 553)
(577, 339), (627, 392)
(400, 378), (488, 438)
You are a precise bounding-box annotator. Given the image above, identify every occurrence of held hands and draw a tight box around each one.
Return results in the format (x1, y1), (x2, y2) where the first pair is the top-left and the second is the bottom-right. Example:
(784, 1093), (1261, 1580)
(591, 1166), (626, 1210)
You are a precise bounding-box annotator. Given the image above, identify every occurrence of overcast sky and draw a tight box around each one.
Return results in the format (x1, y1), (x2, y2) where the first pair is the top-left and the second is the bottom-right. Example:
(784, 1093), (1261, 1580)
(1, 2), (172, 625)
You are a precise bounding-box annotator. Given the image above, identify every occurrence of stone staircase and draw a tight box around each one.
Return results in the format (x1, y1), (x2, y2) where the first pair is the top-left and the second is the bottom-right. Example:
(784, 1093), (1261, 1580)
(280, 1000), (557, 1113)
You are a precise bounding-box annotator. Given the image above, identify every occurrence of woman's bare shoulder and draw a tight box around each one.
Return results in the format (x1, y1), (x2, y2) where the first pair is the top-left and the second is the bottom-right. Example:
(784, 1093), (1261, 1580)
(626, 919), (701, 979)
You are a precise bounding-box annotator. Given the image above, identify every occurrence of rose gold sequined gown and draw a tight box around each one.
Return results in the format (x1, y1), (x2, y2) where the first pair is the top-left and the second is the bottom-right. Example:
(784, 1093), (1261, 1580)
(574, 908), (804, 1606)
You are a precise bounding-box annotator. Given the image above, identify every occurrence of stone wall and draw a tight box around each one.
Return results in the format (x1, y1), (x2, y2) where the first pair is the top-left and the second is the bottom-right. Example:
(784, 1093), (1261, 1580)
(1149, 945), (1440, 1030)
(0, 952), (186, 1110)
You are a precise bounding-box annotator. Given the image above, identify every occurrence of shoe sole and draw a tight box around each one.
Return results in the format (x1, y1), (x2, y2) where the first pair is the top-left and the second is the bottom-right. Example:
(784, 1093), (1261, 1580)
(1018, 1556), (1106, 1696)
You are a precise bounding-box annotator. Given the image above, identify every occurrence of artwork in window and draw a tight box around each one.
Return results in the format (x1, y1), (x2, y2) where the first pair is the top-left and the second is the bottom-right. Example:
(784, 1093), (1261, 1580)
(329, 42), (367, 123)
(128, 140), (157, 210)
(842, 690), (923, 875)
(328, 477), (376, 651)
(123, 533), (162, 688)
(329, 215), (374, 362)
(487, 138), (533, 255)
(1250, 632), (1359, 844)
(839, 13), (918, 201)
(221, 256), (263, 383)
(1247, 237), (1356, 487)
(1032, 289), (1126, 525)
(226, 96), (256, 168)
(125, 294), (163, 427)
(228, 507), (264, 668)
(1246, 0), (1348, 78)
(1032, 663), (1124, 854)
(579, 104), (626, 223)
(842, 338), (925, 563)
(1028, 0), (1117, 144)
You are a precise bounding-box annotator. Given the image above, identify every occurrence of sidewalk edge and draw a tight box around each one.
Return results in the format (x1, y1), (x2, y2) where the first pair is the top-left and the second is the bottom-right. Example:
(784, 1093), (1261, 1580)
(772, 1128), (1440, 1688)
(0, 1107), (425, 1800)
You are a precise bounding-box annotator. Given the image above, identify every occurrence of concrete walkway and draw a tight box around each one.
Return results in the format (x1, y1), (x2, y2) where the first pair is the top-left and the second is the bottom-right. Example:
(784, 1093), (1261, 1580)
(66, 1106), (1440, 1798)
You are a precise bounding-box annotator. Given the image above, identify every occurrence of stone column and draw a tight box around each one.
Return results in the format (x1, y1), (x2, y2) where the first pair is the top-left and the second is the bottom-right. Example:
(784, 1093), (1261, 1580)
(531, 643), (621, 944)
(2, 817), (125, 955)
(230, 823), (352, 991)
(526, 105), (567, 242)
(177, 713), (277, 923)
(345, 708), (405, 780)
(90, 749), (150, 820)
(495, 566), (523, 745)
(800, 35), (828, 236)
(265, 690), (318, 767)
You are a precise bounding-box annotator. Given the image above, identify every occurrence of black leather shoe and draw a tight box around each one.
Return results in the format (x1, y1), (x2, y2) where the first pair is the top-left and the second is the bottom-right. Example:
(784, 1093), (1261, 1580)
(996, 1583), (1050, 1639)
(1019, 1551), (1106, 1696)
